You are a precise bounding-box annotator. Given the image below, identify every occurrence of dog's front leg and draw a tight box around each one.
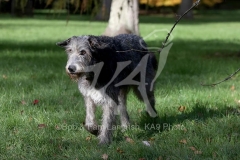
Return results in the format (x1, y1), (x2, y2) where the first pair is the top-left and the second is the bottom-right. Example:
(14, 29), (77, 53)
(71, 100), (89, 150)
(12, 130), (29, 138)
(83, 96), (99, 136)
(118, 90), (130, 129)
(98, 100), (116, 145)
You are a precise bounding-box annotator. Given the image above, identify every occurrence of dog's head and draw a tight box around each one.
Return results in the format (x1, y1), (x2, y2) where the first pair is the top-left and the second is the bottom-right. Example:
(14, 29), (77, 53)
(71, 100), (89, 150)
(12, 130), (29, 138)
(56, 35), (106, 80)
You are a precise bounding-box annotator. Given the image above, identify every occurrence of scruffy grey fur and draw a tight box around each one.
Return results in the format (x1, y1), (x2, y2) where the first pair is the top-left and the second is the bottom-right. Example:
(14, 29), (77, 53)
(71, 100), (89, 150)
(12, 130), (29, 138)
(56, 34), (158, 145)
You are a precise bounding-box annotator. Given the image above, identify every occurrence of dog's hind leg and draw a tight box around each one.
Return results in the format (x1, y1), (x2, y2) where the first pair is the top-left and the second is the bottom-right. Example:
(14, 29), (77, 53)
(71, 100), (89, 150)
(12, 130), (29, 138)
(145, 91), (158, 117)
(83, 96), (99, 136)
(133, 86), (158, 118)
(98, 99), (116, 145)
(118, 89), (130, 129)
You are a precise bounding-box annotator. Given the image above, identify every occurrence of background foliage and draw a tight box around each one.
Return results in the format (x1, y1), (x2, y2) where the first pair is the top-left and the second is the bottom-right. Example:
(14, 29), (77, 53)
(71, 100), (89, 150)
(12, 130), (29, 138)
(0, 10), (240, 159)
(1, 0), (238, 17)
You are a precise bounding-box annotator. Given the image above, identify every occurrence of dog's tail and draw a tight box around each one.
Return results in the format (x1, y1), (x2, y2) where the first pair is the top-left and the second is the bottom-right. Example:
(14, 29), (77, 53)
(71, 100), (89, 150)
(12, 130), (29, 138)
(149, 52), (158, 71)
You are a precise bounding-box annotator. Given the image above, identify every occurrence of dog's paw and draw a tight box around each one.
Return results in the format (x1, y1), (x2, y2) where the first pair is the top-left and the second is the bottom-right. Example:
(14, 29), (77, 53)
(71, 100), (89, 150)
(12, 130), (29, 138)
(98, 139), (111, 146)
(98, 134), (112, 145)
(142, 111), (159, 118)
(121, 122), (130, 131)
(83, 122), (100, 136)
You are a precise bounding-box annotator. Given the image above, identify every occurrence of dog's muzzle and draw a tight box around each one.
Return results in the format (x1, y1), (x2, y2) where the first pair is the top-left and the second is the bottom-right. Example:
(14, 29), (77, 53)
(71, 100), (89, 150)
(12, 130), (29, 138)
(68, 65), (76, 73)
(66, 65), (82, 81)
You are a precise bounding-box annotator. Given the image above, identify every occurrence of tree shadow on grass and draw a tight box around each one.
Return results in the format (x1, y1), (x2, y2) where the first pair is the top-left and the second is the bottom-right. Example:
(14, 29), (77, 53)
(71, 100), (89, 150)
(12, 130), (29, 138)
(1, 10), (239, 24)
(1, 38), (239, 54)
(139, 11), (240, 24)
(0, 38), (240, 60)
(0, 41), (59, 52)
(1, 38), (239, 96)
(135, 102), (240, 138)
(146, 39), (240, 55)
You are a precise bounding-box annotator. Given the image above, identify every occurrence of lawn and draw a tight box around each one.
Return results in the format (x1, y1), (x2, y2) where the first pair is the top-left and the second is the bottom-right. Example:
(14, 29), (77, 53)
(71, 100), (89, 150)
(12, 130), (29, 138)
(0, 11), (240, 159)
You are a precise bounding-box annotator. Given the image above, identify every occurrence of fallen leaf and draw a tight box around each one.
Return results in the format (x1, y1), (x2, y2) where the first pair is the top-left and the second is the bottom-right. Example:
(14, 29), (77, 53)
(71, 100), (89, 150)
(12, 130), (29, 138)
(116, 147), (124, 154)
(179, 139), (187, 144)
(157, 156), (163, 160)
(13, 129), (18, 134)
(6, 146), (12, 150)
(55, 125), (60, 130)
(178, 106), (186, 112)
(58, 145), (62, 150)
(189, 146), (197, 151)
(189, 146), (202, 155)
(125, 136), (134, 144)
(212, 152), (217, 158)
(21, 100), (26, 105)
(38, 124), (46, 129)
(142, 141), (151, 147)
(2, 75), (7, 79)
(149, 137), (155, 142)
(102, 153), (108, 160)
(231, 85), (235, 91)
(206, 137), (212, 143)
(235, 100), (240, 104)
(33, 99), (39, 105)
(86, 136), (91, 141)
(194, 150), (202, 155)
(138, 109), (143, 114)
(183, 128), (188, 133)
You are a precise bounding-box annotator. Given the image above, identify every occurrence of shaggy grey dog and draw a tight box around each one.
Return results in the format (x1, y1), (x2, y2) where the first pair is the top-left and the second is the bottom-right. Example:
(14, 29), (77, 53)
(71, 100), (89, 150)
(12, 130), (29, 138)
(56, 34), (158, 145)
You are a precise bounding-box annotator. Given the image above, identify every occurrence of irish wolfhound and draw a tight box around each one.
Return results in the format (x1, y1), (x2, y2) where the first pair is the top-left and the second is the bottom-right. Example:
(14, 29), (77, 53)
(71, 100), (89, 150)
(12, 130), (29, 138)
(56, 34), (158, 144)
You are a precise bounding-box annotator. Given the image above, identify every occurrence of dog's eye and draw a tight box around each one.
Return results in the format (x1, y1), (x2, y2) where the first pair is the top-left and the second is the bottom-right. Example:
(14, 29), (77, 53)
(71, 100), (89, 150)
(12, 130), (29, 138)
(80, 50), (86, 55)
(66, 49), (72, 52)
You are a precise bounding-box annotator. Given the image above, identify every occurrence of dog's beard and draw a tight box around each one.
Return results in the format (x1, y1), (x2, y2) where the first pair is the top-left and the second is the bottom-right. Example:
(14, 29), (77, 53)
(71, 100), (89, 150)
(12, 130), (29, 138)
(66, 71), (82, 82)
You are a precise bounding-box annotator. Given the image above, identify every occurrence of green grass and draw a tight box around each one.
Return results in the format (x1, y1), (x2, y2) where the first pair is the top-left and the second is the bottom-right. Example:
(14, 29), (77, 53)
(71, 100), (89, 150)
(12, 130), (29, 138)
(0, 11), (240, 159)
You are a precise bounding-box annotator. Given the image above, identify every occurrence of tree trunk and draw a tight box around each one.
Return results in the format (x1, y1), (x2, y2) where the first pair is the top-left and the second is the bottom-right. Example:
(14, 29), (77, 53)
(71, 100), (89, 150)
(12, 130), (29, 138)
(95, 0), (112, 21)
(103, 0), (139, 37)
(11, 0), (15, 16)
(11, 0), (23, 17)
(24, 0), (33, 17)
(11, 0), (33, 17)
(177, 0), (193, 19)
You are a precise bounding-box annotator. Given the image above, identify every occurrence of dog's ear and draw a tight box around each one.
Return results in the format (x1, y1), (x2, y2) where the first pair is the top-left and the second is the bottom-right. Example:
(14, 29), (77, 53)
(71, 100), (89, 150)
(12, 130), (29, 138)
(88, 36), (109, 51)
(88, 36), (99, 50)
(56, 38), (71, 48)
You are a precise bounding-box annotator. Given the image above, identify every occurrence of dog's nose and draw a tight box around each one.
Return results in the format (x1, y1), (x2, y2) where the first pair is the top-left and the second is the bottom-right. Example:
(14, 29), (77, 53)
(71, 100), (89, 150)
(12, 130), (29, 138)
(68, 65), (76, 73)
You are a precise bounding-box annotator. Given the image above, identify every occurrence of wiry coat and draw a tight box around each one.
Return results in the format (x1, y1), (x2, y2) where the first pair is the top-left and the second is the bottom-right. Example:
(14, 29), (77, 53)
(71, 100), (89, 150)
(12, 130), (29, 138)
(57, 34), (158, 144)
